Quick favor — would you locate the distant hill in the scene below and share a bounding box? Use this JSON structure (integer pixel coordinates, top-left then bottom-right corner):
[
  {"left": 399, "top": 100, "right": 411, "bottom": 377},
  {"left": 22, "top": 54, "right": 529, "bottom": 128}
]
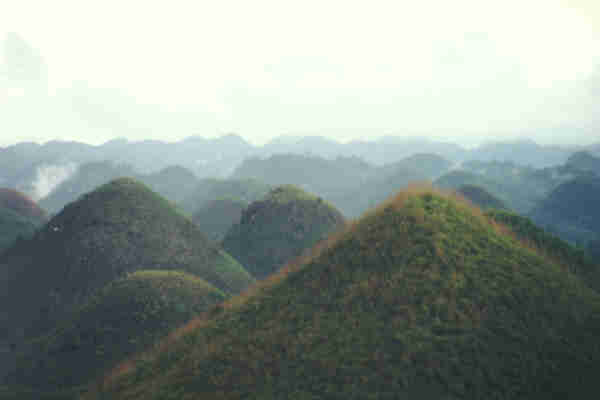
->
[
  {"left": 6, "top": 270, "right": 226, "bottom": 393},
  {"left": 91, "top": 188, "right": 600, "bottom": 400},
  {"left": 565, "top": 151, "right": 600, "bottom": 174},
  {"left": 39, "top": 162, "right": 199, "bottom": 215},
  {"left": 223, "top": 185, "right": 345, "bottom": 279},
  {"left": 180, "top": 178, "right": 271, "bottom": 216},
  {"left": 39, "top": 161, "right": 137, "bottom": 214},
  {"left": 530, "top": 175, "right": 600, "bottom": 245},
  {"left": 457, "top": 185, "right": 508, "bottom": 210},
  {"left": 192, "top": 198, "right": 247, "bottom": 242},
  {"left": 0, "top": 178, "right": 253, "bottom": 348},
  {"left": 231, "top": 153, "right": 453, "bottom": 217}
]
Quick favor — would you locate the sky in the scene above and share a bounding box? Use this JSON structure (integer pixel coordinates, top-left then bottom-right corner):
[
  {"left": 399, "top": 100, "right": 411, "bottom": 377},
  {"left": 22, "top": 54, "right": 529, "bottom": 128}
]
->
[{"left": 0, "top": 0, "right": 599, "bottom": 147}]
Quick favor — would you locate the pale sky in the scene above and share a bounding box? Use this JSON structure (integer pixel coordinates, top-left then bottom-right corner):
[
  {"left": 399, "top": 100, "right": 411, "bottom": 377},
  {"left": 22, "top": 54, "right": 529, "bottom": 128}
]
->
[{"left": 0, "top": 0, "right": 599, "bottom": 147}]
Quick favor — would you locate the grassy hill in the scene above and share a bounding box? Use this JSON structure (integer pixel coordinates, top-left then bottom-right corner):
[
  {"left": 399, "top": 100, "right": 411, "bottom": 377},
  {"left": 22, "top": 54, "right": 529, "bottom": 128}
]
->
[
  {"left": 223, "top": 185, "right": 345, "bottom": 279},
  {"left": 192, "top": 198, "right": 247, "bottom": 242},
  {"left": 91, "top": 187, "right": 600, "bottom": 400},
  {"left": 5, "top": 270, "right": 226, "bottom": 395},
  {"left": 0, "top": 178, "right": 253, "bottom": 347},
  {"left": 457, "top": 185, "right": 508, "bottom": 210}
]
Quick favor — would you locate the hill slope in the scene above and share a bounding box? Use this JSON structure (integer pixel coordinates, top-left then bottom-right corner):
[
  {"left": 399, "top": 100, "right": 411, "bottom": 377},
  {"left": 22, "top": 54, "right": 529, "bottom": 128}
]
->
[
  {"left": 223, "top": 185, "right": 345, "bottom": 279},
  {"left": 530, "top": 175, "right": 600, "bottom": 245},
  {"left": 192, "top": 198, "right": 247, "bottom": 242},
  {"left": 93, "top": 188, "right": 600, "bottom": 400},
  {"left": 5, "top": 270, "right": 226, "bottom": 394},
  {"left": 457, "top": 185, "right": 508, "bottom": 210},
  {"left": 0, "top": 178, "right": 253, "bottom": 346}
]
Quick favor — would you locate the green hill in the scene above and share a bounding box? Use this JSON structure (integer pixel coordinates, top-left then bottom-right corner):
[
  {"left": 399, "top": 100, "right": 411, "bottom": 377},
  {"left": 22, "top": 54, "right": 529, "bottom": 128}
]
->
[
  {"left": 93, "top": 187, "right": 600, "bottom": 399},
  {"left": 192, "top": 198, "right": 247, "bottom": 242},
  {"left": 5, "top": 270, "right": 226, "bottom": 395},
  {"left": 0, "top": 178, "right": 253, "bottom": 347},
  {"left": 457, "top": 185, "right": 508, "bottom": 210},
  {"left": 223, "top": 185, "right": 345, "bottom": 279}
]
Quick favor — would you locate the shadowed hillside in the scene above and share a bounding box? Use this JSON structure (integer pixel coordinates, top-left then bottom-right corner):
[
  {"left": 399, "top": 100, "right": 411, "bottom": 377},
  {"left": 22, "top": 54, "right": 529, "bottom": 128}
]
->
[
  {"left": 0, "top": 178, "right": 253, "bottom": 349},
  {"left": 5, "top": 270, "right": 226, "bottom": 395},
  {"left": 192, "top": 198, "right": 247, "bottom": 242},
  {"left": 91, "top": 187, "right": 600, "bottom": 400},
  {"left": 0, "top": 189, "right": 47, "bottom": 252},
  {"left": 530, "top": 175, "right": 600, "bottom": 245},
  {"left": 457, "top": 185, "right": 508, "bottom": 210},
  {"left": 223, "top": 185, "right": 345, "bottom": 279}
]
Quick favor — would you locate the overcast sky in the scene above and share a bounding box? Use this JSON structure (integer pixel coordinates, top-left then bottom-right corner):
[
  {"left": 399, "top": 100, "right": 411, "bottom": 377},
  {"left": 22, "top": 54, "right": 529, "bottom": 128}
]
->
[{"left": 1, "top": 0, "right": 599, "bottom": 147}]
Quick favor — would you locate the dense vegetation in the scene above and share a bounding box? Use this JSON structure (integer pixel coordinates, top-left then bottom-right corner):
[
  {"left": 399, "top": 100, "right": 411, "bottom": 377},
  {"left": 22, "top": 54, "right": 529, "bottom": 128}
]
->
[
  {"left": 5, "top": 271, "right": 226, "bottom": 395},
  {"left": 223, "top": 185, "right": 345, "bottom": 279},
  {"left": 91, "top": 188, "right": 600, "bottom": 400},
  {"left": 192, "top": 198, "right": 247, "bottom": 242},
  {"left": 0, "top": 178, "right": 253, "bottom": 351}
]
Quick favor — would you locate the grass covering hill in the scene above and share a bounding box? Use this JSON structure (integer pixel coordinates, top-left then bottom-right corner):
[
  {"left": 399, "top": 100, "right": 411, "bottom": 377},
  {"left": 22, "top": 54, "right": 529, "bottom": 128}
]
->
[
  {"left": 5, "top": 270, "right": 226, "bottom": 396},
  {"left": 485, "top": 209, "right": 599, "bottom": 291},
  {"left": 192, "top": 198, "right": 247, "bottom": 242},
  {"left": 0, "top": 178, "right": 253, "bottom": 348},
  {"left": 223, "top": 185, "right": 345, "bottom": 279},
  {"left": 457, "top": 185, "right": 508, "bottom": 210},
  {"left": 92, "top": 187, "right": 600, "bottom": 400}
]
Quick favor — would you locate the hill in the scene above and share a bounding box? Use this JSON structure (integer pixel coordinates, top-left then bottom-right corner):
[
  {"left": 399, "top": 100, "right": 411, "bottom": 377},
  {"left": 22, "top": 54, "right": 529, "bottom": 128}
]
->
[
  {"left": 223, "top": 185, "right": 345, "bottom": 279},
  {"left": 5, "top": 270, "right": 226, "bottom": 395},
  {"left": 180, "top": 178, "right": 271, "bottom": 216},
  {"left": 91, "top": 187, "right": 600, "bottom": 400},
  {"left": 39, "top": 161, "right": 137, "bottom": 214},
  {"left": 0, "top": 189, "right": 47, "bottom": 252},
  {"left": 0, "top": 178, "right": 253, "bottom": 348},
  {"left": 530, "top": 175, "right": 600, "bottom": 245},
  {"left": 0, "top": 188, "right": 47, "bottom": 222},
  {"left": 565, "top": 151, "right": 600, "bottom": 174},
  {"left": 192, "top": 198, "right": 247, "bottom": 242},
  {"left": 457, "top": 185, "right": 508, "bottom": 210}
]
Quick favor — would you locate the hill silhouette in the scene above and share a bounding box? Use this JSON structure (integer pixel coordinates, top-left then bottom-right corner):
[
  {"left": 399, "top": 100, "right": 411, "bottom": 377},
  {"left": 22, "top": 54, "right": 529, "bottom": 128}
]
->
[
  {"left": 0, "top": 189, "right": 47, "bottom": 252},
  {"left": 192, "top": 198, "right": 247, "bottom": 242},
  {"left": 457, "top": 185, "right": 508, "bottom": 210},
  {"left": 5, "top": 270, "right": 226, "bottom": 395},
  {"left": 223, "top": 185, "right": 345, "bottom": 279},
  {"left": 0, "top": 178, "right": 253, "bottom": 348},
  {"left": 93, "top": 187, "right": 600, "bottom": 399},
  {"left": 530, "top": 175, "right": 600, "bottom": 245}
]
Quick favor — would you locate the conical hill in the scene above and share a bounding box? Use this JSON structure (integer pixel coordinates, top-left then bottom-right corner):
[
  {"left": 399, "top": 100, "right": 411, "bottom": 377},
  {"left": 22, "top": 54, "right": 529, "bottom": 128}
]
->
[
  {"left": 223, "top": 185, "right": 345, "bottom": 279},
  {"left": 93, "top": 188, "right": 600, "bottom": 400},
  {"left": 192, "top": 198, "right": 247, "bottom": 242},
  {"left": 0, "top": 188, "right": 47, "bottom": 223},
  {"left": 0, "top": 178, "right": 253, "bottom": 344},
  {"left": 6, "top": 270, "right": 226, "bottom": 394}
]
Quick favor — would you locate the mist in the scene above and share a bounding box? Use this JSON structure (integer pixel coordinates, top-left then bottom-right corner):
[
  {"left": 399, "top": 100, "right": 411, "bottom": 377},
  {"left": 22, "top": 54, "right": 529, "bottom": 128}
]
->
[{"left": 0, "top": 0, "right": 598, "bottom": 147}]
